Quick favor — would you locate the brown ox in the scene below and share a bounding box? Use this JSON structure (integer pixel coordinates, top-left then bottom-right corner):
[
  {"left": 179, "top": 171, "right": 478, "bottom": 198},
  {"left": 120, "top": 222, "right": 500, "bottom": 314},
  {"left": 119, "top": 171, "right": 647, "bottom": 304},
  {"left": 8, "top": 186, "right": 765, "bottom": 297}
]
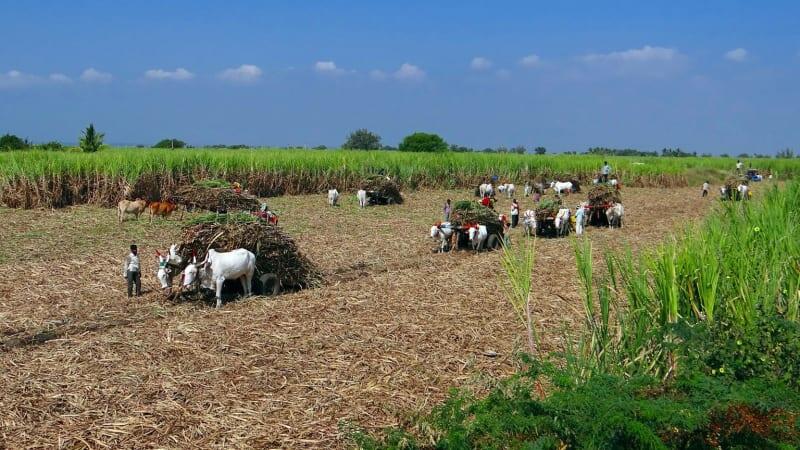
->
[{"left": 149, "top": 201, "right": 183, "bottom": 223}]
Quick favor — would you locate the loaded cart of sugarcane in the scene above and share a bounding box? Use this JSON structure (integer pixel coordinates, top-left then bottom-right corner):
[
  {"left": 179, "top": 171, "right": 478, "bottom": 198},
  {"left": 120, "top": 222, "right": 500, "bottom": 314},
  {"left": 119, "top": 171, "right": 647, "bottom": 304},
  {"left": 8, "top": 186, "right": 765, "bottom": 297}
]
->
[
  {"left": 172, "top": 213, "right": 323, "bottom": 302},
  {"left": 721, "top": 176, "right": 750, "bottom": 201},
  {"left": 447, "top": 200, "right": 505, "bottom": 251},
  {"left": 360, "top": 175, "right": 404, "bottom": 205},
  {"left": 585, "top": 185, "right": 622, "bottom": 227},
  {"left": 170, "top": 180, "right": 262, "bottom": 213},
  {"left": 532, "top": 197, "right": 571, "bottom": 238}
]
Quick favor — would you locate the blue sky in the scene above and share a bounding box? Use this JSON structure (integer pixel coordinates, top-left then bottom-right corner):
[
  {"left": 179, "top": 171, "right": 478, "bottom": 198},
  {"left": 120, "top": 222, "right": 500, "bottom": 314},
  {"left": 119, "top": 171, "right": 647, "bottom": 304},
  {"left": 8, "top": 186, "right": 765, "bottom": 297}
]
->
[{"left": 1, "top": 1, "right": 799, "bottom": 153}]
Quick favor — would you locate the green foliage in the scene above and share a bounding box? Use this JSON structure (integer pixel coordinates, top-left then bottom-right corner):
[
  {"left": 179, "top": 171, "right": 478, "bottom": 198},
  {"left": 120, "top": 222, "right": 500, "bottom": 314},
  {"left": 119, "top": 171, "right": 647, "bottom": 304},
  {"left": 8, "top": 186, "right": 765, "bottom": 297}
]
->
[
  {"left": 587, "top": 146, "right": 658, "bottom": 157},
  {"left": 534, "top": 146, "right": 547, "bottom": 155},
  {"left": 153, "top": 138, "right": 186, "bottom": 149},
  {"left": 78, "top": 123, "right": 104, "bottom": 153},
  {"left": 511, "top": 145, "right": 526, "bottom": 154},
  {"left": 661, "top": 147, "right": 697, "bottom": 157},
  {"left": 192, "top": 179, "right": 231, "bottom": 188},
  {"left": 36, "top": 141, "right": 64, "bottom": 151},
  {"left": 185, "top": 211, "right": 256, "bottom": 225},
  {"left": 681, "top": 316, "right": 800, "bottom": 388},
  {"left": 777, "top": 148, "right": 795, "bottom": 159},
  {"left": 0, "top": 134, "right": 30, "bottom": 151},
  {"left": 354, "top": 359, "right": 800, "bottom": 449},
  {"left": 398, "top": 132, "right": 448, "bottom": 153},
  {"left": 343, "top": 129, "right": 382, "bottom": 150},
  {"left": 452, "top": 200, "right": 476, "bottom": 210}
]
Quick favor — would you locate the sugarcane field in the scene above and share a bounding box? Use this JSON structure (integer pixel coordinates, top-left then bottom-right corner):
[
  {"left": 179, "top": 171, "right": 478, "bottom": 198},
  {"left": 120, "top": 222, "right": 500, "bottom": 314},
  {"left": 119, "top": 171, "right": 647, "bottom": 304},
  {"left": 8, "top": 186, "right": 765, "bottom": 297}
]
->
[
  {"left": 0, "top": 168, "right": 780, "bottom": 448},
  {"left": 5, "top": 3, "right": 800, "bottom": 448}
]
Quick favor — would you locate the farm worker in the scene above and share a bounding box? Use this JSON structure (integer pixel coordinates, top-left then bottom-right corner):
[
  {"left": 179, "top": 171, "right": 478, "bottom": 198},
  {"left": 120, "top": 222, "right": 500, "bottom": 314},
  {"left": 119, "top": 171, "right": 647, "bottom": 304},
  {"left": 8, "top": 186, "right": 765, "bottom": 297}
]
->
[
  {"left": 532, "top": 191, "right": 541, "bottom": 203},
  {"left": 702, "top": 181, "right": 710, "bottom": 198},
  {"left": 443, "top": 199, "right": 452, "bottom": 222},
  {"left": 481, "top": 194, "right": 491, "bottom": 208},
  {"left": 510, "top": 199, "right": 520, "bottom": 228},
  {"left": 575, "top": 205, "right": 585, "bottom": 236},
  {"left": 736, "top": 160, "right": 743, "bottom": 174},
  {"left": 232, "top": 182, "right": 242, "bottom": 194},
  {"left": 503, "top": 222, "right": 511, "bottom": 247},
  {"left": 601, "top": 161, "right": 611, "bottom": 183},
  {"left": 122, "top": 244, "right": 141, "bottom": 298}
]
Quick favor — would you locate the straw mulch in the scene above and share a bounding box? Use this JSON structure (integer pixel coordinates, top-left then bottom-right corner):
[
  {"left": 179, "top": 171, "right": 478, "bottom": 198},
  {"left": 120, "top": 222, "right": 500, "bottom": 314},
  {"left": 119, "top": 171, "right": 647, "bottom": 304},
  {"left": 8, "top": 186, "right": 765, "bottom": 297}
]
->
[
  {"left": 177, "top": 218, "right": 323, "bottom": 290},
  {"left": 360, "top": 176, "right": 404, "bottom": 205},
  {"left": 170, "top": 185, "right": 261, "bottom": 213},
  {"left": 449, "top": 200, "right": 503, "bottom": 235},
  {"left": 587, "top": 185, "right": 622, "bottom": 207}
]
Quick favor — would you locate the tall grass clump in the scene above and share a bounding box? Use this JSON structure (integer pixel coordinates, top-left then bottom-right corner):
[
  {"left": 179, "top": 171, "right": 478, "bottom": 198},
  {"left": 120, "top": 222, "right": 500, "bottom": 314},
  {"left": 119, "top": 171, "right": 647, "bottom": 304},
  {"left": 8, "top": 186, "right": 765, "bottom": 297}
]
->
[
  {"left": 571, "top": 181, "right": 800, "bottom": 380},
  {"left": 500, "top": 240, "right": 537, "bottom": 355}
]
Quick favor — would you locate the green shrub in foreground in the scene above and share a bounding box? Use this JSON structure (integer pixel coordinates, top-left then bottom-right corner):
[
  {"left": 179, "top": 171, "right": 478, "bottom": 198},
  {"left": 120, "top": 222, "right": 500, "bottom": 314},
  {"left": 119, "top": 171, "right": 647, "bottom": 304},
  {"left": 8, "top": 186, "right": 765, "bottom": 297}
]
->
[{"left": 349, "top": 352, "right": 800, "bottom": 449}]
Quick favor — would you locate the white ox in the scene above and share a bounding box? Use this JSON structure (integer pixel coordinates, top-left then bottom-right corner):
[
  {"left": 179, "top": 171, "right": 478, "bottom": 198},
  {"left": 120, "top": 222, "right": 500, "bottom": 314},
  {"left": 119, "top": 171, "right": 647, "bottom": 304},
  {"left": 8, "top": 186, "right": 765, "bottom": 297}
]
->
[
  {"left": 523, "top": 183, "right": 532, "bottom": 197},
  {"left": 479, "top": 183, "right": 494, "bottom": 198},
  {"left": 467, "top": 225, "right": 488, "bottom": 251},
  {"left": 550, "top": 181, "right": 574, "bottom": 195},
  {"left": 430, "top": 222, "right": 454, "bottom": 253},
  {"left": 498, "top": 183, "right": 516, "bottom": 198},
  {"left": 606, "top": 203, "right": 624, "bottom": 228},
  {"left": 183, "top": 248, "right": 256, "bottom": 308},
  {"left": 522, "top": 210, "right": 537, "bottom": 236},
  {"left": 156, "top": 244, "right": 184, "bottom": 293},
  {"left": 555, "top": 208, "right": 571, "bottom": 236},
  {"left": 357, "top": 189, "right": 368, "bottom": 208},
  {"left": 327, "top": 189, "right": 340, "bottom": 206}
]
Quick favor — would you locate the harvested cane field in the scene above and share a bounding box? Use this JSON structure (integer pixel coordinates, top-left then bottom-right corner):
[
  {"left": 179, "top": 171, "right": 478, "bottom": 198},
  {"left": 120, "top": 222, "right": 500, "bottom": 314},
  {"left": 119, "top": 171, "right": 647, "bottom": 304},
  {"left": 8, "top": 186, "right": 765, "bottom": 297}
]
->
[
  {"left": 3, "top": 148, "right": 800, "bottom": 208},
  {"left": 0, "top": 185, "right": 720, "bottom": 448}
]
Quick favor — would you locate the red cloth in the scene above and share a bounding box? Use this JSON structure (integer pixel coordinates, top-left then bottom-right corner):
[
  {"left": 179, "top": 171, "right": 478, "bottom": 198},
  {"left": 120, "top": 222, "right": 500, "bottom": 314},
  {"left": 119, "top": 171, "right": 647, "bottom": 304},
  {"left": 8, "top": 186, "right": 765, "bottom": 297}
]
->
[{"left": 481, "top": 197, "right": 491, "bottom": 207}]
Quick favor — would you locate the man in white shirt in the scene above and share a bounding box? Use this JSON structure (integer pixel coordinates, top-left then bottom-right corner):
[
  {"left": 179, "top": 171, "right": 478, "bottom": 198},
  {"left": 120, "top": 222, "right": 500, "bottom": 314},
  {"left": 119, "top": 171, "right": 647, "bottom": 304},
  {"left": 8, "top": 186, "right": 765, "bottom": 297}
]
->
[
  {"left": 736, "top": 160, "right": 743, "bottom": 174},
  {"left": 122, "top": 244, "right": 141, "bottom": 297},
  {"left": 601, "top": 161, "right": 611, "bottom": 183}
]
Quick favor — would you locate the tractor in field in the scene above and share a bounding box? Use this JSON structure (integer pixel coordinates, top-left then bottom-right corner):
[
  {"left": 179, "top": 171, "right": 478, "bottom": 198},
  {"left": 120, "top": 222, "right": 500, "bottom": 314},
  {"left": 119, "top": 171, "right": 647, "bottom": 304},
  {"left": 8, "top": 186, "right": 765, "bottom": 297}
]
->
[{"left": 745, "top": 169, "right": 763, "bottom": 182}]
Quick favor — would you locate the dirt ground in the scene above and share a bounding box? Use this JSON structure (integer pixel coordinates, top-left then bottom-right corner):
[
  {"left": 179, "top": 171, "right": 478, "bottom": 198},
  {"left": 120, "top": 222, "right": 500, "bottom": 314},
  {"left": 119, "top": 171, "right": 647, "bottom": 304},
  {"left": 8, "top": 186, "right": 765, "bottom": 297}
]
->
[{"left": 0, "top": 187, "right": 715, "bottom": 449}]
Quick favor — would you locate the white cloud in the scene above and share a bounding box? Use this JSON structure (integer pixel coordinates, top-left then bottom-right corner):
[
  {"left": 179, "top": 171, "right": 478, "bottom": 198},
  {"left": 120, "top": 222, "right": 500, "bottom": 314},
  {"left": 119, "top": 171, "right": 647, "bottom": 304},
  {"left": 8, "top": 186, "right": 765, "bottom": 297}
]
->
[
  {"left": 144, "top": 68, "right": 194, "bottom": 80},
  {"left": 581, "top": 45, "right": 679, "bottom": 63},
  {"left": 0, "top": 70, "right": 76, "bottom": 88},
  {"left": 0, "top": 70, "right": 40, "bottom": 88},
  {"left": 80, "top": 68, "right": 112, "bottom": 83},
  {"left": 218, "top": 64, "right": 262, "bottom": 83},
  {"left": 369, "top": 69, "right": 388, "bottom": 80},
  {"left": 724, "top": 48, "right": 748, "bottom": 62},
  {"left": 314, "top": 60, "right": 346, "bottom": 75},
  {"left": 48, "top": 73, "right": 71, "bottom": 83},
  {"left": 519, "top": 54, "right": 541, "bottom": 67},
  {"left": 393, "top": 63, "right": 425, "bottom": 81},
  {"left": 470, "top": 57, "right": 492, "bottom": 70}
]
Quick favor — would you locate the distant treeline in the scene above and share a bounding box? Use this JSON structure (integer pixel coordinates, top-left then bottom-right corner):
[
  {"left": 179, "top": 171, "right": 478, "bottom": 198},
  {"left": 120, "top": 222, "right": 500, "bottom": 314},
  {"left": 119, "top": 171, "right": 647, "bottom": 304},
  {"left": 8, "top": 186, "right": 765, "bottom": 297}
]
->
[{"left": 2, "top": 129, "right": 797, "bottom": 159}]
